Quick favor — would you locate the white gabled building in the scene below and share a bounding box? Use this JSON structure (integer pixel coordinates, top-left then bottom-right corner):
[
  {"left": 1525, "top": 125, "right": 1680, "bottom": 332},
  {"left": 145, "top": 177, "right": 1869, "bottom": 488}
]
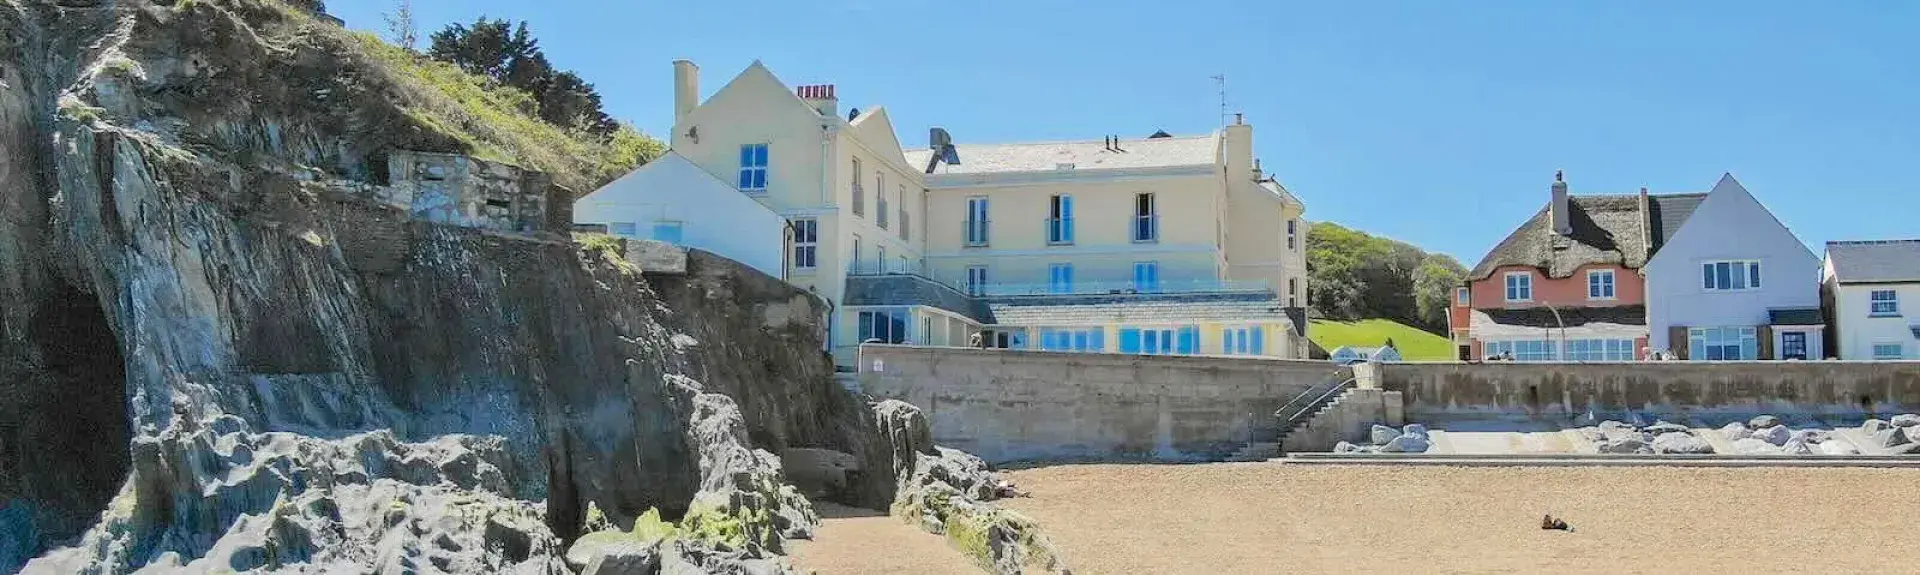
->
[
  {"left": 1823, "top": 240, "right": 1920, "bottom": 360},
  {"left": 572, "top": 151, "right": 790, "bottom": 279}
]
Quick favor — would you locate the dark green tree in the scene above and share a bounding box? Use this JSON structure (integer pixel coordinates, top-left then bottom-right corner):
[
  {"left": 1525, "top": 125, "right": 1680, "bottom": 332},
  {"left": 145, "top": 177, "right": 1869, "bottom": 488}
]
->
[
  {"left": 427, "top": 18, "right": 617, "bottom": 137},
  {"left": 1306, "top": 222, "right": 1467, "bottom": 334}
]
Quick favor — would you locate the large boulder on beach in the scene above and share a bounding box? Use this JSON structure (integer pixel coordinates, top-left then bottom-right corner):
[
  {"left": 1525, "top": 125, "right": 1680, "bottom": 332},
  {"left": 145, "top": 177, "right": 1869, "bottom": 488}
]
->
[
  {"left": 1370, "top": 425, "right": 1401, "bottom": 445},
  {"left": 1818, "top": 441, "right": 1861, "bottom": 455},
  {"left": 1890, "top": 414, "right": 1920, "bottom": 427},
  {"left": 1749, "top": 415, "right": 1782, "bottom": 429},
  {"left": 1644, "top": 422, "right": 1690, "bottom": 435},
  {"left": 1752, "top": 425, "right": 1791, "bottom": 446},
  {"left": 1379, "top": 433, "right": 1430, "bottom": 453},
  {"left": 1719, "top": 422, "right": 1752, "bottom": 441},
  {"left": 1597, "top": 437, "right": 1652, "bottom": 454},
  {"left": 1862, "top": 419, "right": 1891, "bottom": 434},
  {"left": 1779, "top": 437, "right": 1815, "bottom": 455},
  {"left": 1402, "top": 424, "right": 1430, "bottom": 439},
  {"left": 1651, "top": 432, "right": 1714, "bottom": 454},
  {"left": 1873, "top": 428, "right": 1910, "bottom": 448}
]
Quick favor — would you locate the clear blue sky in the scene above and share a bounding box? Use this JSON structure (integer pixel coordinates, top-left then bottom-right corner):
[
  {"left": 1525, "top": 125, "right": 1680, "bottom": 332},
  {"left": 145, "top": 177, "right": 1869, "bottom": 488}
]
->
[{"left": 329, "top": 0, "right": 1920, "bottom": 264}]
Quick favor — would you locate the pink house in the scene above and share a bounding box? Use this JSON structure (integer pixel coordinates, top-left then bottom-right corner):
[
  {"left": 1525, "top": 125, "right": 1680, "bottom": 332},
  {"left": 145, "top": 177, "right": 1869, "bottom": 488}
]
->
[{"left": 1448, "top": 172, "right": 1704, "bottom": 361}]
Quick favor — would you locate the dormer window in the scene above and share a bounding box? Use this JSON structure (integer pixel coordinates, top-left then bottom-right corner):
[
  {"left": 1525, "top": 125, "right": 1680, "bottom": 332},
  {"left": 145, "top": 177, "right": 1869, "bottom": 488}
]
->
[{"left": 1504, "top": 272, "right": 1533, "bottom": 302}]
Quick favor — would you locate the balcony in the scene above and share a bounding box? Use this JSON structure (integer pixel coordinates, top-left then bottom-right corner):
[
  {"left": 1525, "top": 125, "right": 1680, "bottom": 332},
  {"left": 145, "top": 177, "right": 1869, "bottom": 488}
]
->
[
  {"left": 966, "top": 278, "right": 1271, "bottom": 298},
  {"left": 846, "top": 258, "right": 925, "bottom": 277},
  {"left": 963, "top": 219, "right": 990, "bottom": 247},
  {"left": 1132, "top": 214, "right": 1159, "bottom": 243},
  {"left": 1045, "top": 217, "right": 1075, "bottom": 245}
]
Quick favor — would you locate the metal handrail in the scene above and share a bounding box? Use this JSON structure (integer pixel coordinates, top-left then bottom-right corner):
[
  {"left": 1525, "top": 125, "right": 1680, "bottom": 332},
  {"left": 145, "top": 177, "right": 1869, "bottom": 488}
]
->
[
  {"left": 1280, "top": 378, "right": 1357, "bottom": 426},
  {"left": 1272, "top": 381, "right": 1334, "bottom": 421}
]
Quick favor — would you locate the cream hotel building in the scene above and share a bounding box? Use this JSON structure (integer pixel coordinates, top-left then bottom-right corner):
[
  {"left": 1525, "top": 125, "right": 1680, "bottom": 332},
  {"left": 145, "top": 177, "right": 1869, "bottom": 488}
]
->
[{"left": 575, "top": 60, "right": 1311, "bottom": 367}]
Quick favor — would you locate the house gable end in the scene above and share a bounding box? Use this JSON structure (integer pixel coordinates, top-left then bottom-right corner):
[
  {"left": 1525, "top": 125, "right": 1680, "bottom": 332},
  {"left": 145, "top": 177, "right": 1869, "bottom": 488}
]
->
[
  {"left": 675, "top": 61, "right": 822, "bottom": 140},
  {"left": 1645, "top": 174, "right": 1815, "bottom": 272}
]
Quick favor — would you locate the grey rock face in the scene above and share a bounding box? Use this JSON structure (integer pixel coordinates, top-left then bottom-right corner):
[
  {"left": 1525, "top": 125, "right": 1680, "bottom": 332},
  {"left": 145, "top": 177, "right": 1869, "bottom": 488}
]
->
[
  {"left": 877, "top": 401, "right": 1068, "bottom": 575},
  {"left": 1379, "top": 434, "right": 1431, "bottom": 454},
  {"left": 1597, "top": 438, "right": 1653, "bottom": 454},
  {"left": 1874, "top": 428, "right": 1910, "bottom": 448},
  {"left": 1651, "top": 432, "right": 1715, "bottom": 454},
  {"left": 1892, "top": 414, "right": 1920, "bottom": 428},
  {"left": 1643, "top": 422, "right": 1690, "bottom": 435},
  {"left": 1402, "top": 424, "right": 1429, "bottom": 439},
  {"left": 1748, "top": 415, "right": 1782, "bottom": 429}
]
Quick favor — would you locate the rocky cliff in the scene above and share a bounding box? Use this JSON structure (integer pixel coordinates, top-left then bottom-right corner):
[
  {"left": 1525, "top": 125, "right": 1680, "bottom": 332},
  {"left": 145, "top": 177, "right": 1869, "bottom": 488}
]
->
[{"left": 0, "top": 0, "right": 898, "bottom": 572}]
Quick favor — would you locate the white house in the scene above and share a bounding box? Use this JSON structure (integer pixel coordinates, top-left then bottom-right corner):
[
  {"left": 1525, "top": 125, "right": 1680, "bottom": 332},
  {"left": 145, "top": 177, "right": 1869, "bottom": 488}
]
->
[
  {"left": 1822, "top": 240, "right": 1920, "bottom": 360},
  {"left": 572, "top": 152, "right": 790, "bottom": 279},
  {"left": 1644, "top": 174, "right": 1824, "bottom": 360}
]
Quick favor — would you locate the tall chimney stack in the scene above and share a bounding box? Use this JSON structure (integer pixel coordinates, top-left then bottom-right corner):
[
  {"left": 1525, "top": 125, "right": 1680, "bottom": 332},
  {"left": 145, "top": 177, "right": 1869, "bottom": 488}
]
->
[
  {"left": 1550, "top": 170, "right": 1572, "bottom": 235},
  {"left": 673, "top": 60, "right": 699, "bottom": 126}
]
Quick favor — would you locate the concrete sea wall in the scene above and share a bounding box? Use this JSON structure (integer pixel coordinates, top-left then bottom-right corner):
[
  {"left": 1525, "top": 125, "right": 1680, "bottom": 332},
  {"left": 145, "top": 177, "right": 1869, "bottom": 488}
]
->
[
  {"left": 1376, "top": 361, "right": 1920, "bottom": 426},
  {"left": 855, "top": 345, "right": 1336, "bottom": 463}
]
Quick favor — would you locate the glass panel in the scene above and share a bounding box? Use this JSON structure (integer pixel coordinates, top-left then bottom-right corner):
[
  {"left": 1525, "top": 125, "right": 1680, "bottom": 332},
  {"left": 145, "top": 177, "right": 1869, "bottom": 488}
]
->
[
  {"left": 1703, "top": 263, "right": 1715, "bottom": 289},
  {"left": 1748, "top": 263, "right": 1761, "bottom": 288},
  {"left": 753, "top": 144, "right": 768, "bottom": 165},
  {"left": 1717, "top": 262, "right": 1734, "bottom": 290},
  {"left": 741, "top": 145, "right": 754, "bottom": 166}
]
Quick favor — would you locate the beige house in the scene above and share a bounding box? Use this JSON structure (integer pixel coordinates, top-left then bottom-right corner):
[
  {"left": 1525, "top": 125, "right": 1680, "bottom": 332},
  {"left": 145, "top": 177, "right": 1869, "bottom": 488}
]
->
[{"left": 578, "top": 60, "right": 1310, "bottom": 366}]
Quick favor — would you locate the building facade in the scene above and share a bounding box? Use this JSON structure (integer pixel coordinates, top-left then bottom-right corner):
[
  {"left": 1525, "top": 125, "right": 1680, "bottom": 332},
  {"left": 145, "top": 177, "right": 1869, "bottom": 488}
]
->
[
  {"left": 572, "top": 152, "right": 790, "bottom": 279},
  {"left": 1823, "top": 240, "right": 1920, "bottom": 360},
  {"left": 1451, "top": 172, "right": 1704, "bottom": 361},
  {"left": 1643, "top": 174, "right": 1823, "bottom": 360},
  {"left": 576, "top": 60, "right": 1310, "bottom": 366}
]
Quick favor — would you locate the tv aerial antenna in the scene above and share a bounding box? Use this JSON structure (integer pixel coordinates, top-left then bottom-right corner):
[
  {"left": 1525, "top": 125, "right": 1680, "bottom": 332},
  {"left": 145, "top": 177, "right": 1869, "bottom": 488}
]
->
[{"left": 1211, "top": 74, "right": 1228, "bottom": 127}]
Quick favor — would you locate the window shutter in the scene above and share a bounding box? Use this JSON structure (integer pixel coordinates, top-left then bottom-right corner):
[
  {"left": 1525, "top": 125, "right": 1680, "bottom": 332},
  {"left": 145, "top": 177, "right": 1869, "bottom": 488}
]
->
[
  {"left": 1251, "top": 327, "right": 1265, "bottom": 355},
  {"left": 1177, "top": 327, "right": 1199, "bottom": 354},
  {"left": 1669, "top": 326, "right": 1690, "bottom": 360}
]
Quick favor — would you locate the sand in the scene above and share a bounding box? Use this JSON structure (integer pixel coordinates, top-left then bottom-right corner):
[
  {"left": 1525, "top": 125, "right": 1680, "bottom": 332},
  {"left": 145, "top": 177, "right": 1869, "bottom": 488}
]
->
[
  {"left": 998, "top": 463, "right": 1920, "bottom": 575},
  {"left": 787, "top": 502, "right": 979, "bottom": 575},
  {"left": 788, "top": 463, "right": 1920, "bottom": 574}
]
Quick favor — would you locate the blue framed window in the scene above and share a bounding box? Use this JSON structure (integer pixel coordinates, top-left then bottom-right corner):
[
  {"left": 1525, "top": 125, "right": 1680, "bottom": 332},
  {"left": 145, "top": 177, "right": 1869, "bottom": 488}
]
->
[
  {"left": 1047, "top": 195, "right": 1074, "bottom": 244},
  {"left": 1133, "top": 262, "right": 1160, "bottom": 292},
  {"left": 1048, "top": 263, "right": 1074, "bottom": 294},
  {"left": 1224, "top": 327, "right": 1265, "bottom": 355},
  {"left": 1039, "top": 328, "right": 1105, "bottom": 353},
  {"left": 1873, "top": 343, "right": 1905, "bottom": 360},
  {"left": 1485, "top": 340, "right": 1558, "bottom": 362},
  {"left": 738, "top": 144, "right": 769, "bottom": 192}
]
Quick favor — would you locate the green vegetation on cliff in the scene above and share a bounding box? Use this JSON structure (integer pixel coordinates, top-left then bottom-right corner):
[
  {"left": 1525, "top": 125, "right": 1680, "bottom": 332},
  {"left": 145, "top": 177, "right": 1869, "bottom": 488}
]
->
[
  {"left": 347, "top": 30, "right": 661, "bottom": 192},
  {"left": 1307, "top": 222, "right": 1467, "bottom": 333}
]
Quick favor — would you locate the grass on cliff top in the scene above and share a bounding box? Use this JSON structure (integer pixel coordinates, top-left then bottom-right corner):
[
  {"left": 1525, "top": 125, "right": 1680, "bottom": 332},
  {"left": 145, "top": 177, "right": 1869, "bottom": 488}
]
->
[
  {"left": 342, "top": 29, "right": 662, "bottom": 193},
  {"left": 1309, "top": 319, "right": 1454, "bottom": 361}
]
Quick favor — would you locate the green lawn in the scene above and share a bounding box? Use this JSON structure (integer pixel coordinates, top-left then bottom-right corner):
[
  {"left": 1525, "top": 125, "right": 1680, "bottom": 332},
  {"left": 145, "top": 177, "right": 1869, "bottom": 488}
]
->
[{"left": 1309, "top": 319, "right": 1455, "bottom": 361}]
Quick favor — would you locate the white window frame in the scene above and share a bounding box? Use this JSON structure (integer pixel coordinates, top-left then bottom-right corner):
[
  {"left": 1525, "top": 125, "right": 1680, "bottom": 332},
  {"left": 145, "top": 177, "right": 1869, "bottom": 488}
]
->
[
  {"left": 1872, "top": 342, "right": 1904, "bottom": 360},
  {"left": 1688, "top": 327, "right": 1758, "bottom": 361},
  {"left": 1290, "top": 278, "right": 1301, "bottom": 308},
  {"left": 1701, "top": 259, "right": 1762, "bottom": 292},
  {"left": 876, "top": 172, "right": 889, "bottom": 229},
  {"left": 1455, "top": 287, "right": 1470, "bottom": 305},
  {"left": 1587, "top": 269, "right": 1616, "bottom": 300},
  {"left": 850, "top": 157, "right": 864, "bottom": 216},
  {"left": 1286, "top": 219, "right": 1298, "bottom": 251},
  {"left": 1504, "top": 271, "right": 1533, "bottom": 302},
  {"left": 739, "top": 143, "right": 768, "bottom": 193},
  {"left": 1870, "top": 289, "right": 1900, "bottom": 316},
  {"left": 1047, "top": 194, "right": 1074, "bottom": 245},
  {"left": 791, "top": 218, "right": 817, "bottom": 269}
]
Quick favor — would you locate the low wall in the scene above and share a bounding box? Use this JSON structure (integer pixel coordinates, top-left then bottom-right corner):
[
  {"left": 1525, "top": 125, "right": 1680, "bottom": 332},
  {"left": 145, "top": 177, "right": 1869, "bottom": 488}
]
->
[
  {"left": 1379, "top": 361, "right": 1920, "bottom": 426},
  {"left": 856, "top": 345, "right": 1337, "bottom": 463}
]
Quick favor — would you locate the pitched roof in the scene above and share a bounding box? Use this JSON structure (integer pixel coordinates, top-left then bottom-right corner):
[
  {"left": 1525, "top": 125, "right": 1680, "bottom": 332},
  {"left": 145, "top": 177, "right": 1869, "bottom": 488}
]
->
[
  {"left": 1826, "top": 240, "right": 1920, "bottom": 284},
  {"left": 1469, "top": 193, "right": 1704, "bottom": 280},
  {"left": 844, "top": 275, "right": 996, "bottom": 323},
  {"left": 903, "top": 134, "right": 1217, "bottom": 176},
  {"left": 985, "top": 292, "right": 1289, "bottom": 326},
  {"left": 1646, "top": 193, "right": 1708, "bottom": 254}
]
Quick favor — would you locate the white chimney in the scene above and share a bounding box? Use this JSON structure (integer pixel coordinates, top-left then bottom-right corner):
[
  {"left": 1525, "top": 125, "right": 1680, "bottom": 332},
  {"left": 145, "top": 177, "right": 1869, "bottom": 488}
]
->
[
  {"left": 1550, "top": 170, "right": 1572, "bottom": 235},
  {"left": 673, "top": 60, "right": 699, "bottom": 126}
]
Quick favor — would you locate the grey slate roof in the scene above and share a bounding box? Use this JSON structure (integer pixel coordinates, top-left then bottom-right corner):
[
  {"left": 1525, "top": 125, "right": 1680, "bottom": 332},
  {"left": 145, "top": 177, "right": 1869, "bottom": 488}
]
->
[
  {"left": 843, "top": 275, "right": 996, "bottom": 323},
  {"left": 985, "top": 292, "right": 1290, "bottom": 326},
  {"left": 1825, "top": 240, "right": 1920, "bottom": 284},
  {"left": 1469, "top": 193, "right": 1705, "bottom": 280},
  {"left": 903, "top": 134, "right": 1217, "bottom": 175},
  {"left": 1767, "top": 308, "right": 1825, "bottom": 326}
]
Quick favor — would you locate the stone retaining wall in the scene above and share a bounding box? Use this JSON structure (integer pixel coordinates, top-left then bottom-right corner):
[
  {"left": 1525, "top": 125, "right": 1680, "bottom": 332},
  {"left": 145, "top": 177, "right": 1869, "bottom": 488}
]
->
[
  {"left": 855, "top": 345, "right": 1336, "bottom": 463},
  {"left": 1377, "top": 361, "right": 1920, "bottom": 425}
]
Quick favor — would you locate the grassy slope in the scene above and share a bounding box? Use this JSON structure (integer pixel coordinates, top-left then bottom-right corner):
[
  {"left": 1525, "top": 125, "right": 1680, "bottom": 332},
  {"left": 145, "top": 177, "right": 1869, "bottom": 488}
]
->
[
  {"left": 1309, "top": 319, "right": 1454, "bottom": 361},
  {"left": 338, "top": 22, "right": 662, "bottom": 193}
]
